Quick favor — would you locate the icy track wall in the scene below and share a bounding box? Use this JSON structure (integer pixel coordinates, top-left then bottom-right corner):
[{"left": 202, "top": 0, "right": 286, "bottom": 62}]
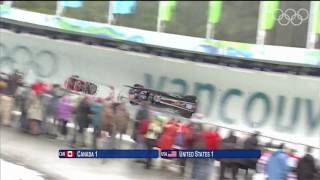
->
[{"left": 1, "top": 30, "right": 320, "bottom": 147}]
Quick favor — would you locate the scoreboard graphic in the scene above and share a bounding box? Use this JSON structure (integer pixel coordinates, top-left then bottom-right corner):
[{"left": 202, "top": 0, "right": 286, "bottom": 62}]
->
[{"left": 59, "top": 149, "right": 261, "bottom": 159}]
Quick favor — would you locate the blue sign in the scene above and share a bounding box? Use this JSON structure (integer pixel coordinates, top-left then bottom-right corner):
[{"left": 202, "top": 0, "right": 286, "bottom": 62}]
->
[
  {"left": 161, "top": 150, "right": 261, "bottom": 158},
  {"left": 61, "top": 1, "right": 83, "bottom": 8},
  {"left": 59, "top": 149, "right": 261, "bottom": 159},
  {"left": 59, "top": 149, "right": 159, "bottom": 158},
  {"left": 112, "top": 1, "right": 137, "bottom": 14}
]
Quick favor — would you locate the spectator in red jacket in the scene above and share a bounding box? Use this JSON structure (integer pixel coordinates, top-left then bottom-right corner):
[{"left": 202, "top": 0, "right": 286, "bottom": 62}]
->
[
  {"left": 174, "top": 120, "right": 187, "bottom": 148},
  {"left": 157, "top": 118, "right": 179, "bottom": 150},
  {"left": 183, "top": 122, "right": 197, "bottom": 149},
  {"left": 179, "top": 122, "right": 200, "bottom": 175},
  {"left": 138, "top": 118, "right": 151, "bottom": 139},
  {"left": 202, "top": 126, "right": 221, "bottom": 150}
]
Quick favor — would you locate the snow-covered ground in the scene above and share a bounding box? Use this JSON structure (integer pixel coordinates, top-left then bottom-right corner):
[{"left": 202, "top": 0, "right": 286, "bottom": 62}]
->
[{"left": 1, "top": 159, "right": 45, "bottom": 180}]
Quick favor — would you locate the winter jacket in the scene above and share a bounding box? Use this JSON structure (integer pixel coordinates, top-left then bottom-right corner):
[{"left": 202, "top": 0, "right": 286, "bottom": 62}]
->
[
  {"left": 47, "top": 88, "right": 64, "bottom": 116},
  {"left": 2, "top": 74, "right": 22, "bottom": 96},
  {"left": 265, "top": 150, "right": 290, "bottom": 180},
  {"left": 91, "top": 102, "right": 103, "bottom": 128},
  {"left": 21, "top": 89, "right": 31, "bottom": 112},
  {"left": 157, "top": 122, "right": 179, "bottom": 149},
  {"left": 297, "top": 154, "right": 317, "bottom": 180},
  {"left": 175, "top": 123, "right": 186, "bottom": 147},
  {"left": 219, "top": 136, "right": 238, "bottom": 164},
  {"left": 244, "top": 136, "right": 259, "bottom": 150},
  {"left": 114, "top": 104, "right": 130, "bottom": 134},
  {"left": 100, "top": 102, "right": 115, "bottom": 133},
  {"left": 26, "top": 91, "right": 43, "bottom": 121},
  {"left": 183, "top": 124, "right": 196, "bottom": 149},
  {"left": 41, "top": 92, "right": 53, "bottom": 114},
  {"left": 56, "top": 96, "right": 73, "bottom": 121},
  {"left": 75, "top": 100, "right": 92, "bottom": 129},
  {"left": 202, "top": 130, "right": 221, "bottom": 149},
  {"left": 138, "top": 119, "right": 151, "bottom": 135},
  {"left": 243, "top": 136, "right": 260, "bottom": 169},
  {"left": 192, "top": 133, "right": 207, "bottom": 150}
]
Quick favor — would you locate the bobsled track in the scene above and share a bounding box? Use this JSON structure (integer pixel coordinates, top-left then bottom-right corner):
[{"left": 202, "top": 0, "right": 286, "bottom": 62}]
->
[{"left": 0, "top": 25, "right": 320, "bottom": 158}]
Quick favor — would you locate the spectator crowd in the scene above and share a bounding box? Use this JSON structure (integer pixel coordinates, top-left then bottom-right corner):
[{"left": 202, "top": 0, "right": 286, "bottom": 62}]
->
[{"left": 1, "top": 70, "right": 320, "bottom": 180}]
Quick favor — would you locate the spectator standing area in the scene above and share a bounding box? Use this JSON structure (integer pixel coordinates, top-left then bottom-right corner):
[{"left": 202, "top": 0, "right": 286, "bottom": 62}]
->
[{"left": 1, "top": 126, "right": 224, "bottom": 180}]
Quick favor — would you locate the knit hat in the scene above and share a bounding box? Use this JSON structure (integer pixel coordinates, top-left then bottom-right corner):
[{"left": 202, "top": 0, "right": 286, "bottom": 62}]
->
[{"left": 31, "top": 82, "right": 46, "bottom": 95}]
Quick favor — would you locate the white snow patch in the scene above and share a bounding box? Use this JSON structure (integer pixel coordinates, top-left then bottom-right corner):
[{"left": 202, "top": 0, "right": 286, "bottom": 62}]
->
[{"left": 1, "top": 159, "right": 45, "bottom": 180}]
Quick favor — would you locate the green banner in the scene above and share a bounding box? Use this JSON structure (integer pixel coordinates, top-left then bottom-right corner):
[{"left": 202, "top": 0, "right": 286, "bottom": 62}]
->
[
  {"left": 314, "top": 1, "right": 320, "bottom": 34},
  {"left": 159, "top": 1, "right": 177, "bottom": 22},
  {"left": 208, "top": 1, "right": 223, "bottom": 24},
  {"left": 260, "top": 1, "right": 280, "bottom": 30}
]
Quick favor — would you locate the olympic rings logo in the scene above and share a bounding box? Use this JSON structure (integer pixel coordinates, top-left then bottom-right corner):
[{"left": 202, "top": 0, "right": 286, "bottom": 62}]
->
[
  {"left": 275, "top": 8, "right": 309, "bottom": 26},
  {"left": 0, "top": 43, "right": 58, "bottom": 78}
]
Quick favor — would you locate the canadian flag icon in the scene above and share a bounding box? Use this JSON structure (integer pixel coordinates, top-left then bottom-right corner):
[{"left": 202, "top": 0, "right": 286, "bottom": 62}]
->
[{"left": 66, "top": 150, "right": 75, "bottom": 158}]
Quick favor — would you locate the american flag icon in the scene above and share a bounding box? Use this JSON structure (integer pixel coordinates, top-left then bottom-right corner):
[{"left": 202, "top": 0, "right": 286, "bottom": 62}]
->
[{"left": 167, "top": 150, "right": 177, "bottom": 158}]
